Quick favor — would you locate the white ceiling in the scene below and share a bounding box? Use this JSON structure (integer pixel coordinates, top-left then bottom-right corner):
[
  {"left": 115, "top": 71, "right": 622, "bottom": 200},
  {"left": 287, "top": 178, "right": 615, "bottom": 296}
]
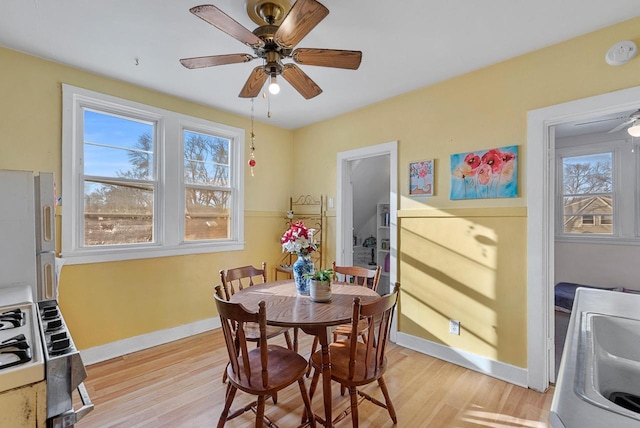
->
[{"left": 1, "top": 1, "right": 639, "bottom": 129}]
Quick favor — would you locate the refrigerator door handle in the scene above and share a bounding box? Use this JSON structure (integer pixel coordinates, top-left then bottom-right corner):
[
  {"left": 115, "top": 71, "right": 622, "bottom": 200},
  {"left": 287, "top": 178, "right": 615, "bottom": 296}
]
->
[{"left": 42, "top": 204, "right": 53, "bottom": 243}]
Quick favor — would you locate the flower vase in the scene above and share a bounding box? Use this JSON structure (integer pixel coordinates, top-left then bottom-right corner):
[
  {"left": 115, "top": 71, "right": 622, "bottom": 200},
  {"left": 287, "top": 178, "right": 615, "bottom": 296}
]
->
[{"left": 293, "top": 253, "right": 313, "bottom": 295}]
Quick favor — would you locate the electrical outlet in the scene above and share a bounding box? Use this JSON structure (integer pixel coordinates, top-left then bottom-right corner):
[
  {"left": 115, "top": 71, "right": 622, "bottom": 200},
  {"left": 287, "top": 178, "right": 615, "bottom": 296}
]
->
[{"left": 449, "top": 319, "right": 460, "bottom": 335}]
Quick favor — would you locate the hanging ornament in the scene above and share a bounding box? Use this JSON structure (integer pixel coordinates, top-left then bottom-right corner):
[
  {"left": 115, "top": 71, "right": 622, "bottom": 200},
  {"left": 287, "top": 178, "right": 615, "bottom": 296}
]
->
[{"left": 249, "top": 98, "right": 256, "bottom": 177}]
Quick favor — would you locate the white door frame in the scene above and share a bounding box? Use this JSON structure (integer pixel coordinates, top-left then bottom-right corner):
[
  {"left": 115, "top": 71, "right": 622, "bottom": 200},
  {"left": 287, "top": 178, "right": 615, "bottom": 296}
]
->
[
  {"left": 527, "top": 85, "right": 640, "bottom": 392},
  {"left": 336, "top": 141, "right": 398, "bottom": 295}
]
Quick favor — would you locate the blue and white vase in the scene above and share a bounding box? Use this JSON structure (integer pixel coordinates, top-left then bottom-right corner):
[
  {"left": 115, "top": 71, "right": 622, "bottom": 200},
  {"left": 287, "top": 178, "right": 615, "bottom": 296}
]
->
[{"left": 292, "top": 252, "right": 314, "bottom": 295}]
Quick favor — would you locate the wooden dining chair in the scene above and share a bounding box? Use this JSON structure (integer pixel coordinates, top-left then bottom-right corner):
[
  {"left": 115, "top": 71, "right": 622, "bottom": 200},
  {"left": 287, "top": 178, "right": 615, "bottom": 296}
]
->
[
  {"left": 305, "top": 262, "right": 382, "bottom": 377},
  {"left": 213, "top": 286, "right": 316, "bottom": 428},
  {"left": 219, "top": 263, "right": 293, "bottom": 351},
  {"left": 219, "top": 263, "right": 293, "bottom": 403},
  {"left": 331, "top": 261, "right": 382, "bottom": 342},
  {"left": 308, "top": 283, "right": 400, "bottom": 427}
]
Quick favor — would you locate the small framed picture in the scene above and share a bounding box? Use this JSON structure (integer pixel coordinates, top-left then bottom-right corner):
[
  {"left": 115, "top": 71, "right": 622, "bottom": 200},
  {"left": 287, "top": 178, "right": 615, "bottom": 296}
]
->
[{"left": 409, "top": 160, "right": 434, "bottom": 196}]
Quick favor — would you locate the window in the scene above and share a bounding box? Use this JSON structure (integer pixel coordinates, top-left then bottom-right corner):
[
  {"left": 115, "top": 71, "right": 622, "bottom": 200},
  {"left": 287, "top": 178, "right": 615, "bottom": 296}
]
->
[
  {"left": 556, "top": 138, "right": 639, "bottom": 243},
  {"left": 559, "top": 152, "right": 613, "bottom": 235},
  {"left": 62, "top": 85, "right": 244, "bottom": 264}
]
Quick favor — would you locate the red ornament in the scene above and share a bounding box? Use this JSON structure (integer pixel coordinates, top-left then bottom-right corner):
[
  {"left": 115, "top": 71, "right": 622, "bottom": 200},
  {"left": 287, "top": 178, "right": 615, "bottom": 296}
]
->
[{"left": 248, "top": 159, "right": 256, "bottom": 167}]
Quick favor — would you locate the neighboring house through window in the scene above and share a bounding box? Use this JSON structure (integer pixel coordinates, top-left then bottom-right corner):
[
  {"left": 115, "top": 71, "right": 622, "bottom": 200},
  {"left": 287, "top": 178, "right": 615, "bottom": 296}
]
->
[{"left": 62, "top": 85, "right": 245, "bottom": 264}]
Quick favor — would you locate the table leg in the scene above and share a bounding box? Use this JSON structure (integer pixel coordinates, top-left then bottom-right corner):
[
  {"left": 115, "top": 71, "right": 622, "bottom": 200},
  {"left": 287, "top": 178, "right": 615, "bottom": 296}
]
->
[{"left": 318, "top": 327, "right": 332, "bottom": 427}]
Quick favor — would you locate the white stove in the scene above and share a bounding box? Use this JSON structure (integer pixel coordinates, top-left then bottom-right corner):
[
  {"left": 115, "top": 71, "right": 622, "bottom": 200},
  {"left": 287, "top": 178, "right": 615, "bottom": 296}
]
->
[{"left": 0, "top": 299, "right": 45, "bottom": 394}]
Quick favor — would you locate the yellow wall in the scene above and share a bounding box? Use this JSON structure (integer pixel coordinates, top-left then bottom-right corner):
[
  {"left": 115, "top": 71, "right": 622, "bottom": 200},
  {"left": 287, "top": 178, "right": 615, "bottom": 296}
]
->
[
  {"left": 0, "top": 46, "right": 295, "bottom": 349},
  {"left": 292, "top": 17, "right": 640, "bottom": 367},
  {"left": 2, "top": 16, "right": 640, "bottom": 367}
]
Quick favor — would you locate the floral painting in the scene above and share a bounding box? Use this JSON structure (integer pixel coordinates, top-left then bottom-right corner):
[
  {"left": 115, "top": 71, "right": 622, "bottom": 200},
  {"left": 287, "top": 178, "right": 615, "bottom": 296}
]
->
[
  {"left": 409, "top": 160, "right": 434, "bottom": 196},
  {"left": 450, "top": 145, "right": 518, "bottom": 200}
]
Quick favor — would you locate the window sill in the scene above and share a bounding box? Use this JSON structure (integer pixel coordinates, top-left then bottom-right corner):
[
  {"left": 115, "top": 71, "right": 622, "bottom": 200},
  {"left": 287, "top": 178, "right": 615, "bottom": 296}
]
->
[
  {"left": 555, "top": 236, "right": 640, "bottom": 246},
  {"left": 61, "top": 241, "right": 245, "bottom": 265}
]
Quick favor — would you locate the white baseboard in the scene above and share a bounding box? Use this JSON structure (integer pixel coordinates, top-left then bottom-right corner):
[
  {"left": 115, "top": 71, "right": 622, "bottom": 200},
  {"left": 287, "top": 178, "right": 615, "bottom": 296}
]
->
[
  {"left": 80, "top": 317, "right": 221, "bottom": 366},
  {"left": 395, "top": 332, "right": 528, "bottom": 388}
]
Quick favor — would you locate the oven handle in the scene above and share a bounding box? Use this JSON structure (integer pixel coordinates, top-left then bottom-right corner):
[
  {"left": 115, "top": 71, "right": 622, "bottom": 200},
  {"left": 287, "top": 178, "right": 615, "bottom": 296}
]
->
[{"left": 75, "top": 382, "right": 94, "bottom": 422}]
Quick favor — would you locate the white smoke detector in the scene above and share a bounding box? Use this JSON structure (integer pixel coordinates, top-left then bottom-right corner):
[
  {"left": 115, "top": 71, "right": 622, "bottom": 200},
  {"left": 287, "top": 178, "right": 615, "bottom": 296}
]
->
[{"left": 605, "top": 41, "right": 637, "bottom": 66}]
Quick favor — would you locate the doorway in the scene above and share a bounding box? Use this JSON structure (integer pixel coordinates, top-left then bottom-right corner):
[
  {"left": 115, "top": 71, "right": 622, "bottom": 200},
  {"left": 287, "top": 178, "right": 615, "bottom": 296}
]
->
[
  {"left": 527, "top": 85, "right": 640, "bottom": 392},
  {"left": 336, "top": 141, "right": 398, "bottom": 297}
]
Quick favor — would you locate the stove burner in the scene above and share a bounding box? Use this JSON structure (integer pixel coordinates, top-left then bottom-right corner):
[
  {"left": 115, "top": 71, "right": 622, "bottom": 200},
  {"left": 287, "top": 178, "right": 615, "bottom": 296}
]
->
[
  {"left": 0, "top": 309, "right": 24, "bottom": 330},
  {"left": 0, "top": 333, "right": 32, "bottom": 369}
]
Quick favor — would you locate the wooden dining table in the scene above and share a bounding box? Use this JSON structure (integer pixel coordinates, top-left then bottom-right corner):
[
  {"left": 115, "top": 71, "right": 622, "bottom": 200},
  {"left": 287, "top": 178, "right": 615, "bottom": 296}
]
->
[{"left": 229, "top": 279, "right": 380, "bottom": 427}]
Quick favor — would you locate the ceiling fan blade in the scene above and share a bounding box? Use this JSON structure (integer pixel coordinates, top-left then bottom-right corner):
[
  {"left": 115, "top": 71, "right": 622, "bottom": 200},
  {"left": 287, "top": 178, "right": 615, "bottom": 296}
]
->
[
  {"left": 190, "top": 5, "right": 264, "bottom": 49},
  {"left": 608, "top": 118, "right": 635, "bottom": 133},
  {"left": 292, "top": 48, "right": 362, "bottom": 70},
  {"left": 180, "top": 53, "right": 253, "bottom": 69},
  {"left": 239, "top": 67, "right": 268, "bottom": 98},
  {"left": 575, "top": 116, "right": 625, "bottom": 126},
  {"left": 274, "top": 0, "right": 329, "bottom": 48},
  {"left": 281, "top": 64, "right": 322, "bottom": 99}
]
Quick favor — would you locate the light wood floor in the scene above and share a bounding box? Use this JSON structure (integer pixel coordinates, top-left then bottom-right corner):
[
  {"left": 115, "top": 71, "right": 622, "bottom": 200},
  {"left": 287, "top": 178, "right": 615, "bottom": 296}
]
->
[{"left": 76, "top": 330, "right": 554, "bottom": 427}]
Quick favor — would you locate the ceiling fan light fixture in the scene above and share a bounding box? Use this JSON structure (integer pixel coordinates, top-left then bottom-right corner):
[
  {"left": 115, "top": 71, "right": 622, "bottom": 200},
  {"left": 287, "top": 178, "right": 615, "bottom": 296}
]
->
[
  {"left": 268, "top": 74, "right": 280, "bottom": 94},
  {"left": 628, "top": 120, "right": 640, "bottom": 137}
]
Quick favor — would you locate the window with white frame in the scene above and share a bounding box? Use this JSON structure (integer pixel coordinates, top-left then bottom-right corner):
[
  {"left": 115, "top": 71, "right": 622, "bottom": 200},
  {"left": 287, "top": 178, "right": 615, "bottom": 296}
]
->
[
  {"left": 556, "top": 138, "right": 638, "bottom": 241},
  {"left": 62, "top": 85, "right": 244, "bottom": 264}
]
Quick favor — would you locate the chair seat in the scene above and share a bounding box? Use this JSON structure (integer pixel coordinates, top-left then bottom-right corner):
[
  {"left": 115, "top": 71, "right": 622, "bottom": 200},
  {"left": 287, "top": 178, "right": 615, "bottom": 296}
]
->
[
  {"left": 311, "top": 340, "right": 387, "bottom": 387},
  {"left": 243, "top": 322, "right": 291, "bottom": 341},
  {"left": 229, "top": 345, "right": 309, "bottom": 394},
  {"left": 333, "top": 318, "right": 369, "bottom": 337}
]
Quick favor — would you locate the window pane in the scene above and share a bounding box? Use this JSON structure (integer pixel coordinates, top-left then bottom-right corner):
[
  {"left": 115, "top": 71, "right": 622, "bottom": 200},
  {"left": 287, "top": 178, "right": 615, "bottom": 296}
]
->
[
  {"left": 84, "top": 109, "right": 154, "bottom": 179},
  {"left": 184, "top": 131, "right": 229, "bottom": 187},
  {"left": 84, "top": 181, "right": 154, "bottom": 245},
  {"left": 185, "top": 188, "right": 230, "bottom": 240},
  {"left": 562, "top": 153, "right": 612, "bottom": 195}
]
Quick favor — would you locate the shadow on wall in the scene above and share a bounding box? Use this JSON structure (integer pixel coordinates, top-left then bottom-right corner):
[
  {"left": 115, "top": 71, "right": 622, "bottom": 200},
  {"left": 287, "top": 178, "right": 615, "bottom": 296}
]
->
[{"left": 399, "top": 212, "right": 527, "bottom": 367}]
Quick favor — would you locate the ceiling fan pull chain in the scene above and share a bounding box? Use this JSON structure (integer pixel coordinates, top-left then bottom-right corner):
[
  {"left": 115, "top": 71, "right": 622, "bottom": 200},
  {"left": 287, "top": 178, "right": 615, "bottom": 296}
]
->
[{"left": 249, "top": 98, "right": 257, "bottom": 176}]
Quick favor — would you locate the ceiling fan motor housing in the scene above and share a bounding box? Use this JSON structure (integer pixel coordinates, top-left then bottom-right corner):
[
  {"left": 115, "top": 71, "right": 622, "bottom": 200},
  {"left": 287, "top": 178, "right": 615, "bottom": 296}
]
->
[{"left": 252, "top": 25, "right": 291, "bottom": 74}]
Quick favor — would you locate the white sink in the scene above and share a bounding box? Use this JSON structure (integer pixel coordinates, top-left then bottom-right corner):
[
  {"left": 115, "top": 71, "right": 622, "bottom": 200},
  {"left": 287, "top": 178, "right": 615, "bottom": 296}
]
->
[
  {"left": 551, "top": 288, "right": 640, "bottom": 427},
  {"left": 575, "top": 312, "right": 640, "bottom": 421}
]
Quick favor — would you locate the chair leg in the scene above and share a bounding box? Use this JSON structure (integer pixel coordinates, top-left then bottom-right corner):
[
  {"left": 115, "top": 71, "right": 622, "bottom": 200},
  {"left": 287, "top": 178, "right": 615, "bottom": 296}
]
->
[
  {"left": 272, "top": 391, "right": 278, "bottom": 405},
  {"left": 309, "top": 368, "right": 320, "bottom": 402},
  {"left": 221, "top": 362, "right": 229, "bottom": 383},
  {"left": 284, "top": 330, "right": 293, "bottom": 351},
  {"left": 378, "top": 376, "right": 397, "bottom": 424},
  {"left": 349, "top": 386, "right": 359, "bottom": 428},
  {"left": 255, "top": 395, "right": 266, "bottom": 428},
  {"left": 306, "top": 336, "right": 319, "bottom": 377},
  {"left": 218, "top": 384, "right": 237, "bottom": 428},
  {"left": 298, "top": 378, "right": 316, "bottom": 427}
]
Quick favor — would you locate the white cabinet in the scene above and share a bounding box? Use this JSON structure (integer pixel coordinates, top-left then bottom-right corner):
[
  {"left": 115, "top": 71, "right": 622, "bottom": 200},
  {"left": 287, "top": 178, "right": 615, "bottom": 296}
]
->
[{"left": 377, "top": 203, "right": 390, "bottom": 294}]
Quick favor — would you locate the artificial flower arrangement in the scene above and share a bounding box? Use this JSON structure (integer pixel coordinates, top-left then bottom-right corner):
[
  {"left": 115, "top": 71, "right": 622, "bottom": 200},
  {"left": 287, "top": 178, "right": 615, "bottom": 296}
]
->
[{"left": 281, "top": 221, "right": 318, "bottom": 256}]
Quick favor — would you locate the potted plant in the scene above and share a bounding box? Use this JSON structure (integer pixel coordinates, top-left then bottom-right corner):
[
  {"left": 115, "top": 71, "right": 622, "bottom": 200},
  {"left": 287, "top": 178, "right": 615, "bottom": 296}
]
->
[{"left": 304, "top": 269, "right": 333, "bottom": 302}]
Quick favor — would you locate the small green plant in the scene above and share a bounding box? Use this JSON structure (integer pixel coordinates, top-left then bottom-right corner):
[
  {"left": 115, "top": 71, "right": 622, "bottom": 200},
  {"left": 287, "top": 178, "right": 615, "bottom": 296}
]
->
[{"left": 304, "top": 269, "right": 333, "bottom": 282}]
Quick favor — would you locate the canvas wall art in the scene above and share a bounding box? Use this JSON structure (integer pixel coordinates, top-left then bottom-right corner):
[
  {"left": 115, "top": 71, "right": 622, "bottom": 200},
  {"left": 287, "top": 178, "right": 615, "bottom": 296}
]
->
[
  {"left": 409, "top": 160, "right": 434, "bottom": 196},
  {"left": 450, "top": 145, "right": 518, "bottom": 200}
]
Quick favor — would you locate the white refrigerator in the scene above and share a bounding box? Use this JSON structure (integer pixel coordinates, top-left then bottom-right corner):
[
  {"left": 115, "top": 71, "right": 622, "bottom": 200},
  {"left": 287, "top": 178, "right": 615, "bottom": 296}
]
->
[{"left": 0, "top": 169, "right": 58, "bottom": 302}]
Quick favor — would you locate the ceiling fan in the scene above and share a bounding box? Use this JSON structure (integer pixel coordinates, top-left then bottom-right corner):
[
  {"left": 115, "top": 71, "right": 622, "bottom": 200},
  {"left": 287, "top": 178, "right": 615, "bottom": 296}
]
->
[
  {"left": 179, "top": 0, "right": 362, "bottom": 99},
  {"left": 607, "top": 109, "right": 640, "bottom": 135}
]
